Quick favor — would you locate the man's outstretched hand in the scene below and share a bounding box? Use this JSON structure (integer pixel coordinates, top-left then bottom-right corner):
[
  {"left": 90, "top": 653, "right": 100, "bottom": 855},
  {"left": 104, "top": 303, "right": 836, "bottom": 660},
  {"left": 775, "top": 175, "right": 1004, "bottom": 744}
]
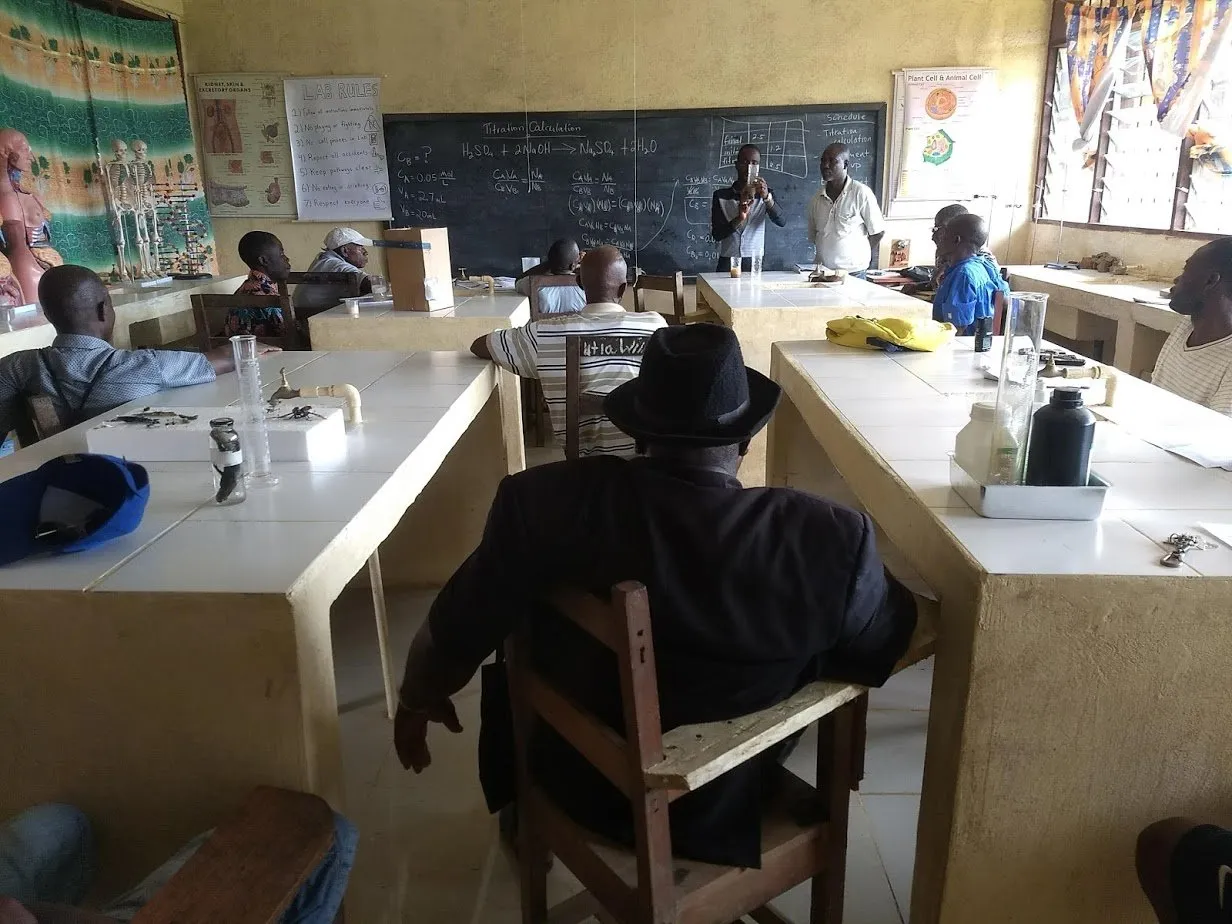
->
[{"left": 394, "top": 698, "right": 463, "bottom": 773}]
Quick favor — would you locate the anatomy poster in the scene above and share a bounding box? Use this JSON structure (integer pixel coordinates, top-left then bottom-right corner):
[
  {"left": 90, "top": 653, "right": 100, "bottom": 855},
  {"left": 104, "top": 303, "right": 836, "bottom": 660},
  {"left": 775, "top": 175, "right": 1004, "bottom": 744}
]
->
[
  {"left": 193, "top": 73, "right": 295, "bottom": 217},
  {"left": 893, "top": 68, "right": 997, "bottom": 202}
]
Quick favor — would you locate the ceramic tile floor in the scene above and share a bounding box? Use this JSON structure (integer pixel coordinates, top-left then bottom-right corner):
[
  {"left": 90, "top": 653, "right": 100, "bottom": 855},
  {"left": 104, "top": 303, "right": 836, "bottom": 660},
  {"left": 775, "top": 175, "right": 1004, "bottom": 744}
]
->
[{"left": 329, "top": 582, "right": 932, "bottom": 923}]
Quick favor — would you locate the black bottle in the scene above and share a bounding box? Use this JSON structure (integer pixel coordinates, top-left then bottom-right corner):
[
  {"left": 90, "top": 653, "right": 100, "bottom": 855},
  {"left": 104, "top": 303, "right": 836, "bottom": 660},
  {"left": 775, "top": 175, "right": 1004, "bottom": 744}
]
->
[
  {"left": 973, "top": 315, "right": 992, "bottom": 352},
  {"left": 1025, "top": 388, "right": 1096, "bottom": 486}
]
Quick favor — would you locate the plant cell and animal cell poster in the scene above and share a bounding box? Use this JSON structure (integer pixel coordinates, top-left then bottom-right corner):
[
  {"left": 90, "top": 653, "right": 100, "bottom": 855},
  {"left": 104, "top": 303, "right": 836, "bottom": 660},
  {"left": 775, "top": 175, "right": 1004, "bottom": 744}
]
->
[
  {"left": 894, "top": 68, "right": 997, "bottom": 202},
  {"left": 193, "top": 73, "right": 295, "bottom": 217}
]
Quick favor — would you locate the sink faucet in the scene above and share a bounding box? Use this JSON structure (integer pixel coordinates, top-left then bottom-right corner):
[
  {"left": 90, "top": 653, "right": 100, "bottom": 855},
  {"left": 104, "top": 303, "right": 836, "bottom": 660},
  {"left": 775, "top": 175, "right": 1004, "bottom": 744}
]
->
[{"left": 267, "top": 367, "right": 364, "bottom": 423}]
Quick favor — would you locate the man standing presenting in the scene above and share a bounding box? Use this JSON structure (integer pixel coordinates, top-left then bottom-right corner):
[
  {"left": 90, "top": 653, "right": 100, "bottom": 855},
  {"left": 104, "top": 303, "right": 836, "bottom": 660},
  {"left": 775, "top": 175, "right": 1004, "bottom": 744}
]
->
[
  {"left": 711, "top": 144, "right": 786, "bottom": 273},
  {"left": 808, "top": 142, "right": 885, "bottom": 274}
]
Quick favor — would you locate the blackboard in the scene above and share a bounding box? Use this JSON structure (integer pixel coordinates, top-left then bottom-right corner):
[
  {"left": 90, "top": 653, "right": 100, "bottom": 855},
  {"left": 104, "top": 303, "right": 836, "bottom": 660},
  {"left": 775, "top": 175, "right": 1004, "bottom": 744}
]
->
[{"left": 383, "top": 104, "right": 885, "bottom": 277}]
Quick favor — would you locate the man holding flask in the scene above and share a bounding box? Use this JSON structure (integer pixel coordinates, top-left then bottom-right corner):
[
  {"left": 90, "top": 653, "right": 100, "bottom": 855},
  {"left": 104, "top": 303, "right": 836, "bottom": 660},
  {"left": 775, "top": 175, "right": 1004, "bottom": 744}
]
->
[{"left": 710, "top": 144, "right": 786, "bottom": 274}]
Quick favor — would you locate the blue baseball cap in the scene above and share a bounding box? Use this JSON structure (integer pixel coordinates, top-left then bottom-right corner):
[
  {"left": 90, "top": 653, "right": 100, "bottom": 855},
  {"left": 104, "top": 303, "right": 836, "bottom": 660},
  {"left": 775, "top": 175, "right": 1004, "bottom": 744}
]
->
[{"left": 0, "top": 454, "right": 150, "bottom": 566}]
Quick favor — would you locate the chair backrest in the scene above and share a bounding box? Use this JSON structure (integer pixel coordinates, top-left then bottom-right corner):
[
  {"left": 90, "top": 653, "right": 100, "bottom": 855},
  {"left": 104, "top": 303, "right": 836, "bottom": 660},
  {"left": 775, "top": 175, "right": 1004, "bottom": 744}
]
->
[
  {"left": 633, "top": 272, "right": 685, "bottom": 325},
  {"left": 190, "top": 293, "right": 301, "bottom": 352},
  {"left": 11, "top": 394, "right": 64, "bottom": 446},
  {"left": 563, "top": 333, "right": 648, "bottom": 460},
  {"left": 132, "top": 786, "right": 335, "bottom": 924},
  {"left": 278, "top": 271, "right": 362, "bottom": 299},
  {"left": 506, "top": 582, "right": 678, "bottom": 920},
  {"left": 529, "top": 274, "right": 585, "bottom": 321}
]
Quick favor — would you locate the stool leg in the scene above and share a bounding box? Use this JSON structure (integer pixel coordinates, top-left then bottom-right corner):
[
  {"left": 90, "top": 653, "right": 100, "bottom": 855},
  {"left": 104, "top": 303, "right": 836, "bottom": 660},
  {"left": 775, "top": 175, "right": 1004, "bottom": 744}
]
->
[
  {"left": 368, "top": 551, "right": 397, "bottom": 720},
  {"left": 812, "top": 703, "right": 854, "bottom": 924}
]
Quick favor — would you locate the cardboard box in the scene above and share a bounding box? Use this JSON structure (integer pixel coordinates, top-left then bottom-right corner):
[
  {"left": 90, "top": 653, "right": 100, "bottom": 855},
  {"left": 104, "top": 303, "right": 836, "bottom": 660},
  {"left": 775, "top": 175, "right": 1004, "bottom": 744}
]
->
[{"left": 385, "top": 227, "right": 454, "bottom": 312}]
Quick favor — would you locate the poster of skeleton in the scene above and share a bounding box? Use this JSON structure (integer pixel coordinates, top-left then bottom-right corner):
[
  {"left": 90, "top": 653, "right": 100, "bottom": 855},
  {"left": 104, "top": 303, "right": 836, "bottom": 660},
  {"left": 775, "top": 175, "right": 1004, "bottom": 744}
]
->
[{"left": 193, "top": 73, "right": 295, "bottom": 217}]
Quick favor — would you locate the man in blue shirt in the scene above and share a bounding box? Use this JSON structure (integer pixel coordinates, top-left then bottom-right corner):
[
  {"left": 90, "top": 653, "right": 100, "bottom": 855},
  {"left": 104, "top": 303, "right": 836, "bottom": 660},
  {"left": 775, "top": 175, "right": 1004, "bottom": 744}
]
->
[
  {"left": 0, "top": 265, "right": 277, "bottom": 439},
  {"left": 933, "top": 213, "right": 1008, "bottom": 334}
]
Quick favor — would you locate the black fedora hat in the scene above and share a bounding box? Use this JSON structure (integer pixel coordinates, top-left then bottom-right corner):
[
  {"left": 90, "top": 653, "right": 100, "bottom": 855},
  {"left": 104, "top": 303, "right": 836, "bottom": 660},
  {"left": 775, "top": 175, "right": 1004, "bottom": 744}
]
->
[{"left": 603, "top": 324, "right": 781, "bottom": 446}]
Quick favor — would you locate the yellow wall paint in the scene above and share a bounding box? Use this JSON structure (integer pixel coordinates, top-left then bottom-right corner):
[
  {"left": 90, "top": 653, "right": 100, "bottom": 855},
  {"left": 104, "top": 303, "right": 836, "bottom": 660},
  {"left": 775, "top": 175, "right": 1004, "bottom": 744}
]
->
[
  {"left": 182, "top": 0, "right": 1052, "bottom": 277},
  {"left": 133, "top": 0, "right": 183, "bottom": 19}
]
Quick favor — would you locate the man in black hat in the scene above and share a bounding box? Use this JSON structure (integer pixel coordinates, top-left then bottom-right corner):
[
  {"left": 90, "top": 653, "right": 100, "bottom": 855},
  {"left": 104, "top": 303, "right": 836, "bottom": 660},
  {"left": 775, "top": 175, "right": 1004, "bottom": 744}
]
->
[{"left": 393, "top": 324, "right": 918, "bottom": 868}]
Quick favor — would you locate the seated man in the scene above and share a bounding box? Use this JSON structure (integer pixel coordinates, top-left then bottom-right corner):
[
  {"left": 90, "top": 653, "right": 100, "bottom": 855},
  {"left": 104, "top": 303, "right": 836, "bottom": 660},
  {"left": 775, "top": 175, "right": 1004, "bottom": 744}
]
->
[
  {"left": 932, "top": 213, "right": 1008, "bottom": 334},
  {"left": 472, "top": 245, "right": 665, "bottom": 456},
  {"left": 0, "top": 265, "right": 273, "bottom": 438},
  {"left": 902, "top": 203, "right": 969, "bottom": 297},
  {"left": 1136, "top": 816, "right": 1232, "bottom": 923},
  {"left": 0, "top": 801, "right": 356, "bottom": 922},
  {"left": 1151, "top": 238, "right": 1232, "bottom": 415},
  {"left": 396, "top": 323, "right": 918, "bottom": 869},
  {"left": 226, "top": 230, "right": 293, "bottom": 338},
  {"left": 292, "top": 227, "right": 374, "bottom": 315},
  {"left": 514, "top": 238, "right": 586, "bottom": 315}
]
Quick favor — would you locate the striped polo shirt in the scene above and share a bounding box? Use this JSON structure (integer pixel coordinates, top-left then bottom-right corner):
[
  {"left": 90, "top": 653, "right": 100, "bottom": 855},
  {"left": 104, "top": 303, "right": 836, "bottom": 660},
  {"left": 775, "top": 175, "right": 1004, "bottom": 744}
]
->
[
  {"left": 485, "top": 303, "right": 667, "bottom": 455},
  {"left": 1152, "top": 317, "right": 1232, "bottom": 415}
]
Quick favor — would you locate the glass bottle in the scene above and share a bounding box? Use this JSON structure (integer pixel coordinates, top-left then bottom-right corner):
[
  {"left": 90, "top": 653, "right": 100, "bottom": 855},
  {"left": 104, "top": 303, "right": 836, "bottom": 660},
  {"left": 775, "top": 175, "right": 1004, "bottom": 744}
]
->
[{"left": 208, "top": 417, "right": 246, "bottom": 506}]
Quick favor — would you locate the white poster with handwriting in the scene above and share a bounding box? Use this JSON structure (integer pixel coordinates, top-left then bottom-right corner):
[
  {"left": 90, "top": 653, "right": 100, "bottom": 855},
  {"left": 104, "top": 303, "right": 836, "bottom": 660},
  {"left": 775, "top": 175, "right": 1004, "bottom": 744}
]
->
[{"left": 284, "top": 76, "right": 391, "bottom": 221}]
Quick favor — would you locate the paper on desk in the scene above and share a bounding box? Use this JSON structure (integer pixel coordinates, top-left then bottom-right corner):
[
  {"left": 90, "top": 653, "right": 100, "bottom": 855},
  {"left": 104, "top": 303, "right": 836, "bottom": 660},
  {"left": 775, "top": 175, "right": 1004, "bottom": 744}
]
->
[
  {"left": 1097, "top": 403, "right": 1232, "bottom": 469},
  {"left": 1199, "top": 522, "right": 1232, "bottom": 549}
]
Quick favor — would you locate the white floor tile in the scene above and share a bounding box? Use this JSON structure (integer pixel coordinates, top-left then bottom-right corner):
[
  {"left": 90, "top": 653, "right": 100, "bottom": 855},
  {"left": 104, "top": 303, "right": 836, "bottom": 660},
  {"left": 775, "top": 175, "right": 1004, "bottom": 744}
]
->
[
  {"left": 861, "top": 710, "right": 928, "bottom": 795},
  {"left": 768, "top": 794, "right": 903, "bottom": 924},
  {"left": 863, "top": 794, "right": 921, "bottom": 922}
]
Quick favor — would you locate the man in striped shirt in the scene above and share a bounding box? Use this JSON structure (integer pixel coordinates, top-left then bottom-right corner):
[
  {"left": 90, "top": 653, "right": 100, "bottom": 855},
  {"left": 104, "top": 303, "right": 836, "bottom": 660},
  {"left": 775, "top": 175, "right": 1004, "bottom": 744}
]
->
[
  {"left": 1152, "top": 238, "right": 1232, "bottom": 415},
  {"left": 471, "top": 245, "right": 666, "bottom": 456}
]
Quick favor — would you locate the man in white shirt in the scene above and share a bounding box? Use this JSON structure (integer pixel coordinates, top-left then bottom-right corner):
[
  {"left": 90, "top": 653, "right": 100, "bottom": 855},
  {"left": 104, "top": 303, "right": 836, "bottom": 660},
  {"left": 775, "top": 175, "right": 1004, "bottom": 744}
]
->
[
  {"left": 471, "top": 245, "right": 666, "bottom": 456},
  {"left": 292, "top": 227, "right": 374, "bottom": 313},
  {"left": 807, "top": 143, "right": 885, "bottom": 274},
  {"left": 1151, "top": 238, "right": 1232, "bottom": 415}
]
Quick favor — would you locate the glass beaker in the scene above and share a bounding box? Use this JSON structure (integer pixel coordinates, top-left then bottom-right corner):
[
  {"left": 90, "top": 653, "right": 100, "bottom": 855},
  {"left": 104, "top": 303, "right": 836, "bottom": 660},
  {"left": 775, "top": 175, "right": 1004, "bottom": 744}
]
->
[
  {"left": 230, "top": 335, "right": 278, "bottom": 489},
  {"left": 986, "top": 292, "right": 1048, "bottom": 485},
  {"left": 729, "top": 257, "right": 742, "bottom": 278}
]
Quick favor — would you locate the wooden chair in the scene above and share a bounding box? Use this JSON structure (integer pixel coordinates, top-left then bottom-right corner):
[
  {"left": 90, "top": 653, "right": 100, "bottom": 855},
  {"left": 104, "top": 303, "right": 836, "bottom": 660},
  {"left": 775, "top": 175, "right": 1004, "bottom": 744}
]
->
[
  {"left": 507, "top": 582, "right": 938, "bottom": 924},
  {"left": 278, "top": 270, "right": 363, "bottom": 300},
  {"left": 190, "top": 294, "right": 302, "bottom": 353},
  {"left": 563, "top": 333, "right": 648, "bottom": 461},
  {"left": 633, "top": 272, "right": 716, "bottom": 326},
  {"left": 132, "top": 786, "right": 338, "bottom": 924},
  {"left": 520, "top": 275, "right": 584, "bottom": 446},
  {"left": 529, "top": 274, "right": 585, "bottom": 322},
  {"left": 12, "top": 394, "right": 65, "bottom": 446}
]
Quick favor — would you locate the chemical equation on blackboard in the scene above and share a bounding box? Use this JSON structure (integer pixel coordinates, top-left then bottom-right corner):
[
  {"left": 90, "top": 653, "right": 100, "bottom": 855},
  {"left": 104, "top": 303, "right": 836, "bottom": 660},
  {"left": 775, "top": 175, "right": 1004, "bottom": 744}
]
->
[
  {"left": 461, "top": 137, "right": 659, "bottom": 161},
  {"left": 717, "top": 118, "right": 809, "bottom": 178}
]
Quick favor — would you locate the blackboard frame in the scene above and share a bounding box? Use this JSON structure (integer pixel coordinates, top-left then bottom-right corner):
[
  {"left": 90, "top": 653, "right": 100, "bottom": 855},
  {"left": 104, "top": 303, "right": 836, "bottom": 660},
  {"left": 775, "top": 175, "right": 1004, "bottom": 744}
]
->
[{"left": 383, "top": 102, "right": 888, "bottom": 276}]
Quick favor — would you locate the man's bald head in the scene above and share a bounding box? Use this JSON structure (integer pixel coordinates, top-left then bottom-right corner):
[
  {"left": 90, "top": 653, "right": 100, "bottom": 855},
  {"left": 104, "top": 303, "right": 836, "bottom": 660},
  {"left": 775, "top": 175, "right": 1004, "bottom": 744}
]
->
[
  {"left": 579, "top": 245, "right": 628, "bottom": 305},
  {"left": 37, "top": 264, "right": 115, "bottom": 340}
]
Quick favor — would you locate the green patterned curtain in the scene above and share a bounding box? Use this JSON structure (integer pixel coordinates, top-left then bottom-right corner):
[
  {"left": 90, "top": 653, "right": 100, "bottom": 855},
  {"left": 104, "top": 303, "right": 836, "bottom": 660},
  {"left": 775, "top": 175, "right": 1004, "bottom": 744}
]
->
[{"left": 0, "top": 0, "right": 214, "bottom": 280}]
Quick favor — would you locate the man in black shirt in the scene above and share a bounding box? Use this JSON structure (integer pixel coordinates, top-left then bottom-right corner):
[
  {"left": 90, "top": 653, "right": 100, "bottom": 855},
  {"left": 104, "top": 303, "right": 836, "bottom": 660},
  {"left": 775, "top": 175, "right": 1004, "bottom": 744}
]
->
[
  {"left": 711, "top": 144, "right": 786, "bottom": 273},
  {"left": 394, "top": 324, "right": 917, "bottom": 868}
]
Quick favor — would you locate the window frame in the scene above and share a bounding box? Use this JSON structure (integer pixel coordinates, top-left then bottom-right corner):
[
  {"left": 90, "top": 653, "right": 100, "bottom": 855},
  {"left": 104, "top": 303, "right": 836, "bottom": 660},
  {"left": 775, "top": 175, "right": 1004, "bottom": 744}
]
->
[{"left": 1032, "top": 0, "right": 1225, "bottom": 241}]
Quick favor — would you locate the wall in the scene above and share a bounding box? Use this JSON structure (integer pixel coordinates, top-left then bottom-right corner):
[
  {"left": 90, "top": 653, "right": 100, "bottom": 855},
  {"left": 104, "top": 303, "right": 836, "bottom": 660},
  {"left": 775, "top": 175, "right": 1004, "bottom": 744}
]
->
[
  {"left": 180, "top": 0, "right": 1052, "bottom": 277},
  {"left": 1029, "top": 222, "right": 1202, "bottom": 282}
]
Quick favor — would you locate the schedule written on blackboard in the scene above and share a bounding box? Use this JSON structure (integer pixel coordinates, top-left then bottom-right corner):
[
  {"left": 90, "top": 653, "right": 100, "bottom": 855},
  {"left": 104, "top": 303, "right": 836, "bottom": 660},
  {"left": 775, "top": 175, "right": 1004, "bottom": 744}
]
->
[{"left": 285, "top": 77, "right": 392, "bottom": 221}]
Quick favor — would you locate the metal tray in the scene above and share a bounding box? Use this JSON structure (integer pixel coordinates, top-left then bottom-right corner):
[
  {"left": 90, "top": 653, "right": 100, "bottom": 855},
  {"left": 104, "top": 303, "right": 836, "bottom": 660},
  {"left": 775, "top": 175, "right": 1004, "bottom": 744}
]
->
[{"left": 949, "top": 457, "right": 1111, "bottom": 520}]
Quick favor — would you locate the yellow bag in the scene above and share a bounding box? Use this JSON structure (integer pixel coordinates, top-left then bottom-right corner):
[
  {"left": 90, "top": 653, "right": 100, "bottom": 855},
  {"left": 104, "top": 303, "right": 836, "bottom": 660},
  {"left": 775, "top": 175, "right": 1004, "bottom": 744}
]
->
[{"left": 825, "top": 316, "right": 957, "bottom": 352}]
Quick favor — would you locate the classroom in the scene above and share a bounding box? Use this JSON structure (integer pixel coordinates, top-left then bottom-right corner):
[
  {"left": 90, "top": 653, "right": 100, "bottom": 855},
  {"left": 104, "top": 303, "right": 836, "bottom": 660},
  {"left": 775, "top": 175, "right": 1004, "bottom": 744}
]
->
[{"left": 0, "top": 0, "right": 1230, "bottom": 921}]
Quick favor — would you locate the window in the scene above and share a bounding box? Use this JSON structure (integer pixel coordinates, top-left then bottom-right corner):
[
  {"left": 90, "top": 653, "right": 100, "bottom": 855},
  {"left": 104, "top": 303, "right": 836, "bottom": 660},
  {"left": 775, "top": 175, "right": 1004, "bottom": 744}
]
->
[{"left": 1036, "top": 24, "right": 1232, "bottom": 234}]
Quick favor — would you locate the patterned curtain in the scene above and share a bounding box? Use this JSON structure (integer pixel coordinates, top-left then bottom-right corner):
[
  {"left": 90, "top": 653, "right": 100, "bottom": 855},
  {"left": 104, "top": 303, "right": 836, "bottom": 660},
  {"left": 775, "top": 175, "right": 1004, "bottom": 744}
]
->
[
  {"left": 1065, "top": 1, "right": 1136, "bottom": 133},
  {"left": 1141, "top": 0, "right": 1232, "bottom": 133},
  {"left": 0, "top": 0, "right": 214, "bottom": 282}
]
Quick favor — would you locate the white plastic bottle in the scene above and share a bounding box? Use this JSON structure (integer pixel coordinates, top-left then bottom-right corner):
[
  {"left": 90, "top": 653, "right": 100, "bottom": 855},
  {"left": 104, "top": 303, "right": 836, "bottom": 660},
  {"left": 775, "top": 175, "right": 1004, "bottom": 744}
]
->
[{"left": 955, "top": 401, "right": 998, "bottom": 484}]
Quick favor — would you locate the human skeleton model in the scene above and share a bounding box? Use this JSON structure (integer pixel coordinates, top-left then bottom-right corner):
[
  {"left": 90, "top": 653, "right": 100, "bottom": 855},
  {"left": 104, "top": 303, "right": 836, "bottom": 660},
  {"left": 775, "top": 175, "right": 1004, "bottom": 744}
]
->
[
  {"left": 99, "top": 139, "right": 162, "bottom": 281},
  {"left": 129, "top": 140, "right": 162, "bottom": 278}
]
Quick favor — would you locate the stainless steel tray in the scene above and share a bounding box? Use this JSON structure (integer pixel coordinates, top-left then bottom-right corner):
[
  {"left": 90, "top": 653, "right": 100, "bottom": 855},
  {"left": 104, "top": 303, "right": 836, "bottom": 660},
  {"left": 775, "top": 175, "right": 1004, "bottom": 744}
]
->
[{"left": 949, "top": 457, "right": 1111, "bottom": 520}]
